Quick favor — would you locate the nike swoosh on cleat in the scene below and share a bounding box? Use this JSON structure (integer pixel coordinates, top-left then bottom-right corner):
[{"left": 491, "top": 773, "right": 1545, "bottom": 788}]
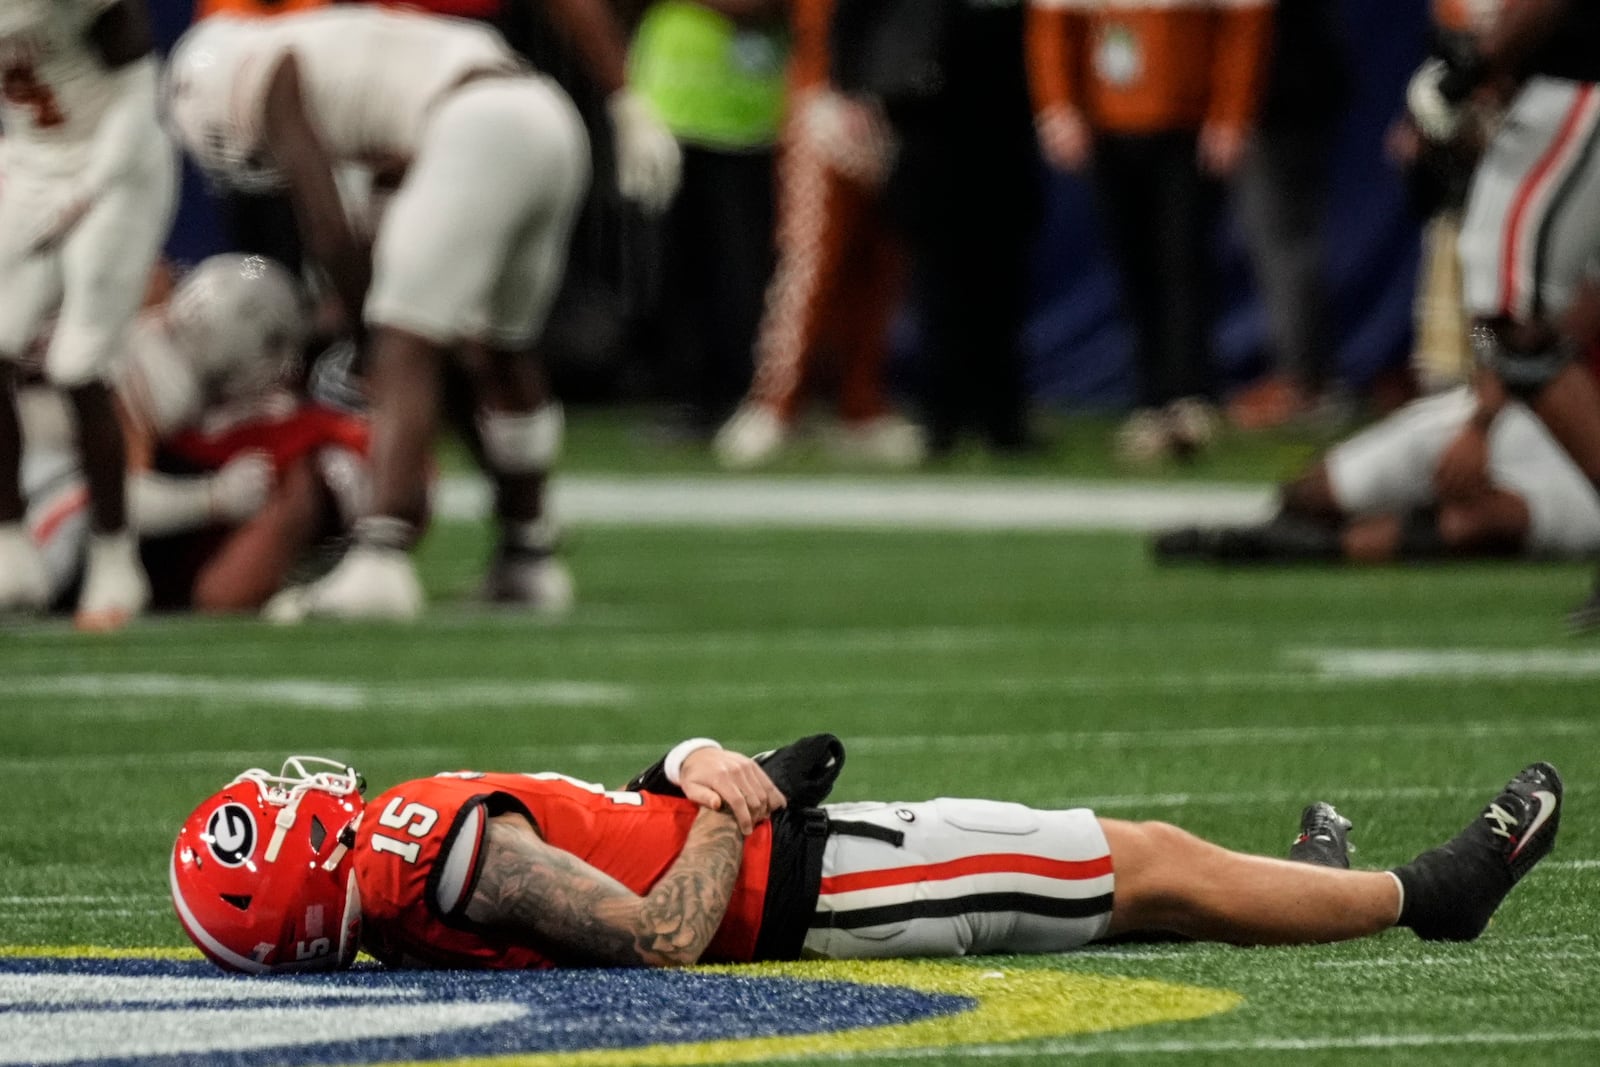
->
[{"left": 1510, "top": 790, "right": 1559, "bottom": 859}]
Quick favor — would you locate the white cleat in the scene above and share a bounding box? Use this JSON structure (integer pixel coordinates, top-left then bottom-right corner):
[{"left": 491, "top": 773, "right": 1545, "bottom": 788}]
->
[
  {"left": 268, "top": 544, "right": 424, "bottom": 623},
  {"left": 0, "top": 522, "right": 49, "bottom": 614},
  {"left": 714, "top": 403, "right": 788, "bottom": 469},
  {"left": 826, "top": 413, "right": 928, "bottom": 469},
  {"left": 74, "top": 530, "right": 150, "bottom": 632},
  {"left": 482, "top": 553, "right": 575, "bottom": 617}
]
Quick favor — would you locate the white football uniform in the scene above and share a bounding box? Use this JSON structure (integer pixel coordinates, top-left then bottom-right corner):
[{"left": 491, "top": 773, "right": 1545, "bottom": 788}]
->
[
  {"left": 1459, "top": 78, "right": 1600, "bottom": 323},
  {"left": 0, "top": 0, "right": 176, "bottom": 386},
  {"left": 168, "top": 9, "right": 590, "bottom": 348},
  {"left": 19, "top": 315, "right": 196, "bottom": 601},
  {"left": 1326, "top": 386, "right": 1600, "bottom": 558},
  {"left": 804, "top": 800, "right": 1114, "bottom": 959}
]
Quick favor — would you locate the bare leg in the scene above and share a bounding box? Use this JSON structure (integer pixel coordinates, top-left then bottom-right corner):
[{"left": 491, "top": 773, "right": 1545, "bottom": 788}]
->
[
  {"left": 366, "top": 326, "right": 444, "bottom": 533},
  {"left": 0, "top": 363, "right": 21, "bottom": 523},
  {"left": 1278, "top": 461, "right": 1344, "bottom": 523},
  {"left": 1437, "top": 489, "right": 1530, "bottom": 553},
  {"left": 279, "top": 326, "right": 437, "bottom": 621},
  {"left": 1341, "top": 515, "right": 1401, "bottom": 563},
  {"left": 1530, "top": 362, "right": 1600, "bottom": 489},
  {"left": 1101, "top": 819, "right": 1399, "bottom": 945},
  {"left": 64, "top": 381, "right": 127, "bottom": 533},
  {"left": 459, "top": 344, "right": 569, "bottom": 611},
  {"left": 474, "top": 344, "right": 551, "bottom": 525},
  {"left": 192, "top": 457, "right": 331, "bottom": 613}
]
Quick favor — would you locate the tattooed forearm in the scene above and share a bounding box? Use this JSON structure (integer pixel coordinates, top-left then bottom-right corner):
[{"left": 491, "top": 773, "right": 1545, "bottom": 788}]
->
[
  {"left": 624, "top": 808, "right": 746, "bottom": 964},
  {"left": 465, "top": 809, "right": 746, "bottom": 967}
]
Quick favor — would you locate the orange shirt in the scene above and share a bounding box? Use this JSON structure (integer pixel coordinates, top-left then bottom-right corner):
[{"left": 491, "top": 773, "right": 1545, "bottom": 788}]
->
[
  {"left": 1026, "top": 0, "right": 1274, "bottom": 134},
  {"left": 353, "top": 771, "right": 776, "bottom": 969},
  {"left": 194, "top": 0, "right": 329, "bottom": 19},
  {"left": 790, "top": 0, "right": 835, "bottom": 94}
]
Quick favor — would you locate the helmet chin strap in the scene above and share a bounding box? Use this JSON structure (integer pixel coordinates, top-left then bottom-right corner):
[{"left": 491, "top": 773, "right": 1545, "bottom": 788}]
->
[
  {"left": 322, "top": 811, "right": 363, "bottom": 873},
  {"left": 265, "top": 790, "right": 304, "bottom": 864}
]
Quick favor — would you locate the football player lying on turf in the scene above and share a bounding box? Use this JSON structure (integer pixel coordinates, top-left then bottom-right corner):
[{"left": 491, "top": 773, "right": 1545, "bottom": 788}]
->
[
  {"left": 1153, "top": 370, "right": 1600, "bottom": 565},
  {"left": 19, "top": 254, "right": 370, "bottom": 614},
  {"left": 171, "top": 735, "right": 1562, "bottom": 972}
]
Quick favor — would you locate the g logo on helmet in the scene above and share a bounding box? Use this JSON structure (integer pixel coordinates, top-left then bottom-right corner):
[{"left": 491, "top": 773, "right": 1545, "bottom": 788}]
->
[{"left": 204, "top": 803, "right": 256, "bottom": 867}]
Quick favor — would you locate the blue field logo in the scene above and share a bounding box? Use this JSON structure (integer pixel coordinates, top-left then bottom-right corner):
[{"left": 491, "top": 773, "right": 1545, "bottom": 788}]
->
[{"left": 0, "top": 953, "right": 1240, "bottom": 1065}]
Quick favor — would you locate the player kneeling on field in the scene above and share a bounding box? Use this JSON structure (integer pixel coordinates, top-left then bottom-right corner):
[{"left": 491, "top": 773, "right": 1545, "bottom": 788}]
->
[
  {"left": 20, "top": 254, "right": 371, "bottom": 614},
  {"left": 1154, "top": 370, "right": 1600, "bottom": 565},
  {"left": 172, "top": 734, "right": 1560, "bottom": 972}
]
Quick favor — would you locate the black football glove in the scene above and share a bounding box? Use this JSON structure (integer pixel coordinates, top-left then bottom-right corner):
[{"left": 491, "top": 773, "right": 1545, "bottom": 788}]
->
[{"left": 752, "top": 733, "right": 846, "bottom": 809}]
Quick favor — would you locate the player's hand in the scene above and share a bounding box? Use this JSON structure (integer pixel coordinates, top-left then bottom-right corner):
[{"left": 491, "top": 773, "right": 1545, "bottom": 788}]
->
[
  {"left": 799, "top": 91, "right": 896, "bottom": 186},
  {"left": 1433, "top": 424, "right": 1492, "bottom": 502},
  {"left": 28, "top": 193, "right": 93, "bottom": 255},
  {"left": 607, "top": 89, "right": 683, "bottom": 214},
  {"left": 208, "top": 451, "right": 275, "bottom": 522},
  {"left": 1198, "top": 122, "right": 1248, "bottom": 178},
  {"left": 1036, "top": 105, "right": 1092, "bottom": 173},
  {"left": 678, "top": 748, "right": 786, "bottom": 835},
  {"left": 1407, "top": 57, "right": 1468, "bottom": 144}
]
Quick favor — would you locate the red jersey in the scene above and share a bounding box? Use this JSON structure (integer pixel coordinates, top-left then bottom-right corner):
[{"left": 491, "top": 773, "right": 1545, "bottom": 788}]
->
[
  {"left": 162, "top": 404, "right": 370, "bottom": 478},
  {"left": 352, "top": 772, "right": 782, "bottom": 969}
]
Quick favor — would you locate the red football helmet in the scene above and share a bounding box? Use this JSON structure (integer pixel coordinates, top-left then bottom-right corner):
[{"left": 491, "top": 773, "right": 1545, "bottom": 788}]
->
[{"left": 171, "top": 757, "right": 366, "bottom": 973}]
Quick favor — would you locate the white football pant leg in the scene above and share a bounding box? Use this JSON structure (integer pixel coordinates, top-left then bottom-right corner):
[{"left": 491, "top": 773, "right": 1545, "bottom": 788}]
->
[
  {"left": 1485, "top": 402, "right": 1600, "bottom": 557},
  {"left": 365, "top": 77, "right": 589, "bottom": 346},
  {"left": 45, "top": 137, "right": 177, "bottom": 387},
  {"left": 1324, "top": 388, "right": 1477, "bottom": 515}
]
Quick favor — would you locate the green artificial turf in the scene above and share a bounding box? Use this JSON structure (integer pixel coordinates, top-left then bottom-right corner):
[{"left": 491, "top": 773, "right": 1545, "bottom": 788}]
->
[{"left": 3, "top": 410, "right": 1597, "bottom": 1063}]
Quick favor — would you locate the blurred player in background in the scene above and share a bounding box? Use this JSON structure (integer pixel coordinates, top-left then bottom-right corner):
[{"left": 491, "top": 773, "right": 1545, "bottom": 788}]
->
[
  {"left": 1152, "top": 362, "right": 1600, "bottom": 565},
  {"left": 20, "top": 254, "right": 369, "bottom": 614},
  {"left": 1404, "top": 0, "right": 1600, "bottom": 625},
  {"left": 0, "top": 0, "right": 176, "bottom": 629},
  {"left": 165, "top": 7, "right": 621, "bottom": 621}
]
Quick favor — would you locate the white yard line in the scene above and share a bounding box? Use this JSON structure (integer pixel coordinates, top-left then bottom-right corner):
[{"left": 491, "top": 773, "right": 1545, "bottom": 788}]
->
[
  {"left": 4, "top": 675, "right": 632, "bottom": 712},
  {"left": 1298, "top": 646, "right": 1600, "bottom": 679},
  {"left": 435, "top": 475, "right": 1274, "bottom": 530},
  {"left": 6, "top": 717, "right": 1599, "bottom": 774},
  {"left": 15, "top": 664, "right": 1600, "bottom": 724},
  {"left": 850, "top": 1029, "right": 1600, "bottom": 1059}
]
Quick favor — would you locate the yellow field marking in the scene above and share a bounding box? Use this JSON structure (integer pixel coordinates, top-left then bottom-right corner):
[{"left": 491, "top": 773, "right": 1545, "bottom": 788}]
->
[
  {"left": 0, "top": 945, "right": 202, "bottom": 961},
  {"left": 373, "top": 960, "right": 1241, "bottom": 1067}
]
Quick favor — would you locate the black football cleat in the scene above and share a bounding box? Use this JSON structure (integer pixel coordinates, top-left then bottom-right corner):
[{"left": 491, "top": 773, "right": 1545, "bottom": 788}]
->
[
  {"left": 1391, "top": 762, "right": 1563, "bottom": 942},
  {"left": 1288, "top": 802, "right": 1353, "bottom": 869}
]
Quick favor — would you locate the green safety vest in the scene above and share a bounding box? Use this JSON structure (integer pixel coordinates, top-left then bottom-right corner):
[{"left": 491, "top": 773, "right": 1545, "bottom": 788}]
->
[{"left": 629, "top": 1, "right": 790, "bottom": 151}]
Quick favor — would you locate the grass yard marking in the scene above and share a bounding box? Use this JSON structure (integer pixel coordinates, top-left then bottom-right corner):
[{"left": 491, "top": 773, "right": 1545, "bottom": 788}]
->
[
  {"left": 5, "top": 675, "right": 632, "bottom": 713},
  {"left": 433, "top": 475, "right": 1274, "bottom": 530},
  {"left": 1295, "top": 647, "right": 1600, "bottom": 679},
  {"left": 858, "top": 1028, "right": 1600, "bottom": 1059},
  {"left": 5, "top": 720, "right": 1597, "bottom": 777},
  {"left": 1311, "top": 949, "right": 1600, "bottom": 968}
]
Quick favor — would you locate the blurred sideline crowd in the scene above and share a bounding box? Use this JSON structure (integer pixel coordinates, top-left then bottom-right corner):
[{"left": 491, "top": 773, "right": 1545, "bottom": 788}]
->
[{"left": 4, "top": 0, "right": 1600, "bottom": 631}]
